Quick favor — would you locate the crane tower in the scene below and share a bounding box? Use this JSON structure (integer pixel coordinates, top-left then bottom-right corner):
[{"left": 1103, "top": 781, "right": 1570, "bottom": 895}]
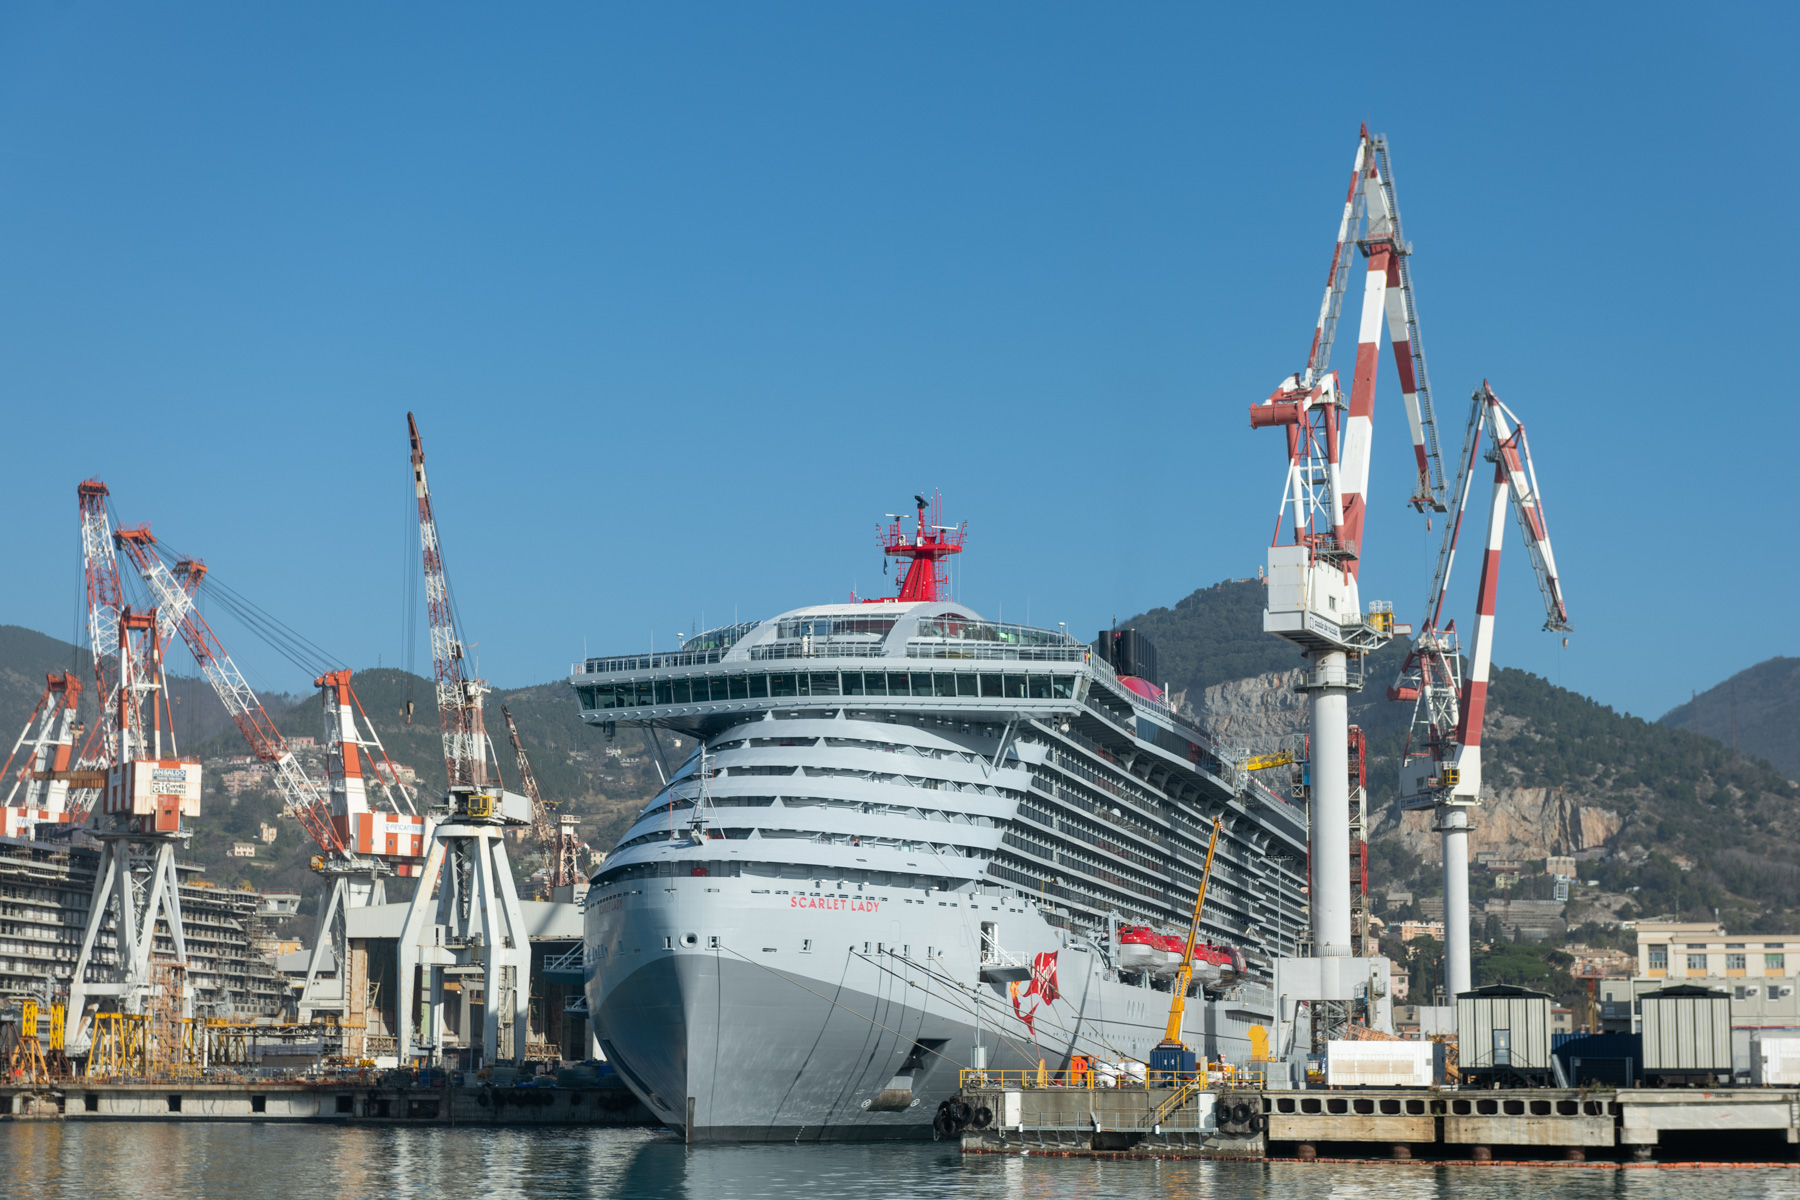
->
[
  {"left": 1392, "top": 381, "right": 1570, "bottom": 997},
  {"left": 395, "top": 412, "right": 535, "bottom": 1067}
]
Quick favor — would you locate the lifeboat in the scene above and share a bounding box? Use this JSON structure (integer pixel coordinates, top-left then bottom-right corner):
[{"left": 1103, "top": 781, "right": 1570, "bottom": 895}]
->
[{"left": 1116, "top": 926, "right": 1239, "bottom": 983}]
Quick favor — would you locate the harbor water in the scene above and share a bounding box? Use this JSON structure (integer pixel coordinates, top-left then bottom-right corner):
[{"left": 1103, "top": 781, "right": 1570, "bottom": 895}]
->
[{"left": 5, "top": 1125, "right": 1800, "bottom": 1200}]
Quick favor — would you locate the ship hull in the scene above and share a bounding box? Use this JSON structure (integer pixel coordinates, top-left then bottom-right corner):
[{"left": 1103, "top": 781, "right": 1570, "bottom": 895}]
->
[{"left": 586, "top": 873, "right": 1270, "bottom": 1142}]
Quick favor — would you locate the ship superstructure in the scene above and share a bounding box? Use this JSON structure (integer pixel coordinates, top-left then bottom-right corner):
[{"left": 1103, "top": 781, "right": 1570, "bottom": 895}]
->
[{"left": 571, "top": 502, "right": 1309, "bottom": 1141}]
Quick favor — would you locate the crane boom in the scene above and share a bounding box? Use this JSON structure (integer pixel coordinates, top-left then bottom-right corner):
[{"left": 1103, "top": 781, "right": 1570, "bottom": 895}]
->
[
  {"left": 500, "top": 703, "right": 553, "bottom": 846},
  {"left": 1160, "top": 816, "right": 1224, "bottom": 1046},
  {"left": 409, "top": 412, "right": 491, "bottom": 789},
  {"left": 114, "top": 527, "right": 348, "bottom": 861}
]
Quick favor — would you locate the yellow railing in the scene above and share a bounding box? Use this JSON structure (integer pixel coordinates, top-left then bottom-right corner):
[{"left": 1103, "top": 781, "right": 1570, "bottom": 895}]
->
[{"left": 959, "top": 1066, "right": 1266, "bottom": 1091}]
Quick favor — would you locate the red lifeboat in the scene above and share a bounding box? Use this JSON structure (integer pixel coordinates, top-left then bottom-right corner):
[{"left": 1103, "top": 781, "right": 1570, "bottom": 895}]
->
[{"left": 1117, "top": 926, "right": 1239, "bottom": 982}]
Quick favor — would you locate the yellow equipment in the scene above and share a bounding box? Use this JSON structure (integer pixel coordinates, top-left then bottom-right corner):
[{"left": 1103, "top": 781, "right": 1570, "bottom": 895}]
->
[
  {"left": 1149, "top": 816, "right": 1224, "bottom": 1078},
  {"left": 1241, "top": 751, "right": 1294, "bottom": 773}
]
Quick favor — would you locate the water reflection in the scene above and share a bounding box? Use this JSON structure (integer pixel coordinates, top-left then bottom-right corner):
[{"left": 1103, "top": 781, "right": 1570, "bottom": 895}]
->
[{"left": 5, "top": 1126, "right": 1800, "bottom": 1200}]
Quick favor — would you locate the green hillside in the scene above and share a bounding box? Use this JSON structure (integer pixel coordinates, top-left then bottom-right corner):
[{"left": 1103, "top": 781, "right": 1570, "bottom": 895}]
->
[
  {"left": 1120, "top": 583, "right": 1800, "bottom": 931},
  {"left": 1660, "top": 656, "right": 1800, "bottom": 780}
]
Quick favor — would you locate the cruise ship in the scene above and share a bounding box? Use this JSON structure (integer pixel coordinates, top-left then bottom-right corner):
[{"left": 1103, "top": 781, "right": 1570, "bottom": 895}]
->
[{"left": 571, "top": 500, "right": 1309, "bottom": 1142}]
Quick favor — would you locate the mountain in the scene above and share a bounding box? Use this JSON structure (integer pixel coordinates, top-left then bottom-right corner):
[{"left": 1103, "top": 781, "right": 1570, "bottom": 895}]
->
[
  {"left": 1659, "top": 657, "right": 1800, "bottom": 781},
  {"left": 1119, "top": 583, "right": 1800, "bottom": 934}
]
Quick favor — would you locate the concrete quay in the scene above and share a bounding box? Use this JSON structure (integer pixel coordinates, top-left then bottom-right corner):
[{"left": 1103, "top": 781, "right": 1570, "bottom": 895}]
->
[
  {"left": 957, "top": 1083, "right": 1800, "bottom": 1164},
  {"left": 0, "top": 1077, "right": 656, "bottom": 1127}
]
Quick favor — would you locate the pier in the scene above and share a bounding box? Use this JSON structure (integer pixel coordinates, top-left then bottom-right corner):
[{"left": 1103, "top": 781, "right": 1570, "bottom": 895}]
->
[
  {"left": 0, "top": 1074, "right": 655, "bottom": 1127},
  {"left": 954, "top": 1079, "right": 1800, "bottom": 1163}
]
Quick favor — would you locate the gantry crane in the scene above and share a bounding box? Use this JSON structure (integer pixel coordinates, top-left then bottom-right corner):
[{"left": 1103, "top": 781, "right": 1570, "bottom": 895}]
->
[
  {"left": 395, "top": 412, "right": 534, "bottom": 1067},
  {"left": 1249, "top": 125, "right": 1433, "bottom": 964},
  {"left": 502, "top": 704, "right": 584, "bottom": 896},
  {"left": 1391, "top": 381, "right": 1571, "bottom": 997},
  {"left": 64, "top": 606, "right": 202, "bottom": 1055}
]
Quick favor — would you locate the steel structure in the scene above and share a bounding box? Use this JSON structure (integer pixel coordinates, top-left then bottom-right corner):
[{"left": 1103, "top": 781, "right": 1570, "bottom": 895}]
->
[
  {"left": 1251, "top": 125, "right": 1432, "bottom": 958},
  {"left": 396, "top": 413, "right": 533, "bottom": 1066},
  {"left": 0, "top": 672, "right": 96, "bottom": 838},
  {"left": 871, "top": 492, "right": 965, "bottom": 603},
  {"left": 301, "top": 670, "right": 428, "bottom": 1024},
  {"left": 502, "top": 704, "right": 583, "bottom": 895},
  {"left": 64, "top": 608, "right": 201, "bottom": 1055},
  {"left": 1392, "top": 381, "right": 1571, "bottom": 996},
  {"left": 114, "top": 519, "right": 432, "bottom": 1024}
]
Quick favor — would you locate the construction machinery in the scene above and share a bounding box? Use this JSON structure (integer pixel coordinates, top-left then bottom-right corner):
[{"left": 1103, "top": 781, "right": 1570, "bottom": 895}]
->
[
  {"left": 1148, "top": 815, "right": 1224, "bottom": 1080},
  {"left": 1391, "top": 380, "right": 1571, "bottom": 997},
  {"left": 64, "top": 606, "right": 201, "bottom": 1055},
  {"left": 395, "top": 412, "right": 535, "bottom": 1067},
  {"left": 1250, "top": 125, "right": 1428, "bottom": 964},
  {"left": 502, "top": 704, "right": 585, "bottom": 898},
  {"left": 113, "top": 523, "right": 432, "bottom": 1030},
  {"left": 0, "top": 672, "right": 100, "bottom": 839}
]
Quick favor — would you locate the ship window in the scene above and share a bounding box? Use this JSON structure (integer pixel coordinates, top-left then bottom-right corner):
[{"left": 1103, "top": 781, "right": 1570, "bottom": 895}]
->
[
  {"left": 797, "top": 673, "right": 811, "bottom": 696},
  {"left": 578, "top": 687, "right": 595, "bottom": 708},
  {"left": 864, "top": 673, "right": 887, "bottom": 696},
  {"left": 671, "top": 680, "right": 691, "bottom": 704},
  {"left": 980, "top": 674, "right": 1002, "bottom": 697},
  {"left": 1052, "top": 676, "right": 1074, "bottom": 699},
  {"left": 750, "top": 675, "right": 769, "bottom": 698},
  {"left": 1028, "top": 675, "right": 1051, "bottom": 699},
  {"left": 702, "top": 678, "right": 722, "bottom": 701},
  {"left": 935, "top": 674, "right": 956, "bottom": 698},
  {"left": 637, "top": 682, "right": 655, "bottom": 706},
  {"left": 956, "top": 674, "right": 978, "bottom": 697},
  {"left": 596, "top": 684, "right": 615, "bottom": 708},
  {"left": 656, "top": 681, "right": 675, "bottom": 704},
  {"left": 811, "top": 672, "right": 840, "bottom": 696},
  {"left": 888, "top": 672, "right": 911, "bottom": 695},
  {"left": 771, "top": 674, "right": 797, "bottom": 697},
  {"left": 729, "top": 675, "right": 749, "bottom": 700},
  {"left": 842, "top": 672, "right": 864, "bottom": 695},
  {"left": 1003, "top": 675, "right": 1026, "bottom": 699},
  {"left": 912, "top": 673, "right": 933, "bottom": 698}
]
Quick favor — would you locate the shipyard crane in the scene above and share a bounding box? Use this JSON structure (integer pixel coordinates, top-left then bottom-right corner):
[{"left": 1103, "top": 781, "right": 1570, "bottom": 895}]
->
[
  {"left": 1391, "top": 381, "right": 1571, "bottom": 998},
  {"left": 501, "top": 704, "right": 584, "bottom": 896},
  {"left": 0, "top": 672, "right": 98, "bottom": 838},
  {"left": 395, "top": 412, "right": 534, "bottom": 1067},
  {"left": 1249, "top": 125, "right": 1435, "bottom": 972},
  {"left": 114, "top": 527, "right": 347, "bottom": 860},
  {"left": 113, "top": 522, "right": 431, "bottom": 1028},
  {"left": 64, "top": 606, "right": 202, "bottom": 1055}
]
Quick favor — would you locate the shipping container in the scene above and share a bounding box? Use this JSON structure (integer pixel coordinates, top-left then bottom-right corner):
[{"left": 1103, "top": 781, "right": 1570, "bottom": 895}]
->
[
  {"left": 1325, "top": 1039, "right": 1446, "bottom": 1087},
  {"left": 1639, "top": 985, "right": 1731, "bottom": 1084},
  {"left": 1751, "top": 1033, "right": 1800, "bottom": 1086},
  {"left": 1455, "top": 984, "right": 1553, "bottom": 1086}
]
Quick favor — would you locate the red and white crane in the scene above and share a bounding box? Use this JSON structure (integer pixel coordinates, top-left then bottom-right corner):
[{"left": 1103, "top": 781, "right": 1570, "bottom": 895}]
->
[
  {"left": 114, "top": 521, "right": 431, "bottom": 1022},
  {"left": 1392, "top": 381, "right": 1571, "bottom": 996},
  {"left": 396, "top": 412, "right": 533, "bottom": 1067},
  {"left": 1251, "top": 126, "right": 1435, "bottom": 967},
  {"left": 0, "top": 672, "right": 94, "bottom": 838},
  {"left": 64, "top": 605, "right": 202, "bottom": 1053}
]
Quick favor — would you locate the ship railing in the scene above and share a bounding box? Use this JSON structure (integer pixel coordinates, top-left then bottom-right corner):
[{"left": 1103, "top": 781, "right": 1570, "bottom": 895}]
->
[{"left": 543, "top": 944, "right": 587, "bottom": 973}]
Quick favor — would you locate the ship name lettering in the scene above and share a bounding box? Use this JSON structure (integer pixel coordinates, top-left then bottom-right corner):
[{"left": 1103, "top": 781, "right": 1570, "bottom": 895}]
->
[{"left": 788, "top": 896, "right": 881, "bottom": 913}]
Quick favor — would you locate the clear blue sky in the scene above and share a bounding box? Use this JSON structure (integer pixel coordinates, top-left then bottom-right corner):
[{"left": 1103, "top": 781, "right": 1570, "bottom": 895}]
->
[{"left": 1, "top": 5, "right": 1793, "bottom": 720}]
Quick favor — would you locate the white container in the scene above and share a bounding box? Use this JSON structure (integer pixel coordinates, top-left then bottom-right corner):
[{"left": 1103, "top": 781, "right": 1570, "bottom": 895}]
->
[
  {"left": 1325, "top": 1040, "right": 1437, "bottom": 1087},
  {"left": 1093, "top": 1062, "right": 1119, "bottom": 1088},
  {"left": 1751, "top": 1033, "right": 1800, "bottom": 1086},
  {"left": 1121, "top": 1060, "right": 1147, "bottom": 1086}
]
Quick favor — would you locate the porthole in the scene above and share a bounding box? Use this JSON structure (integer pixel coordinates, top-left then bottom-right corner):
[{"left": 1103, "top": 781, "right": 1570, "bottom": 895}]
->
[{"left": 681, "top": 933, "right": 698, "bottom": 947}]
